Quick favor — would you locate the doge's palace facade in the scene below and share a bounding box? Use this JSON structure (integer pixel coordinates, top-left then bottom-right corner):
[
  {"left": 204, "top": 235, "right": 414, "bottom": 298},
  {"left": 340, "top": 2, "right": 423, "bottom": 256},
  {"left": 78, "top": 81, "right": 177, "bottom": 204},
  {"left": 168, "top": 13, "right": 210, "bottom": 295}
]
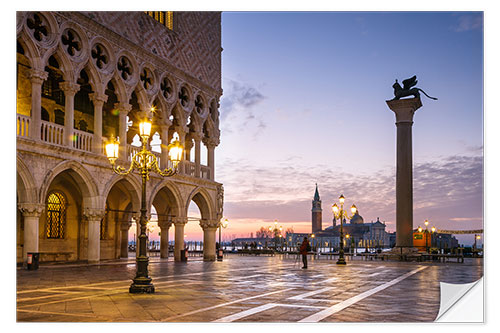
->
[{"left": 16, "top": 11, "right": 223, "bottom": 264}]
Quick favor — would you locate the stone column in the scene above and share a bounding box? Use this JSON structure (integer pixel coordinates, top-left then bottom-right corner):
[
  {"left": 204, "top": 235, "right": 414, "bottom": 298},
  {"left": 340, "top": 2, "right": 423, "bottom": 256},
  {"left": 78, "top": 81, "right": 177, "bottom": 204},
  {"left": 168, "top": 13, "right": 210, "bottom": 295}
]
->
[
  {"left": 203, "top": 138, "right": 219, "bottom": 181},
  {"left": 200, "top": 219, "right": 218, "bottom": 261},
  {"left": 185, "top": 136, "right": 194, "bottom": 162},
  {"left": 28, "top": 69, "right": 48, "bottom": 141},
  {"left": 115, "top": 103, "right": 132, "bottom": 160},
  {"left": 386, "top": 97, "right": 422, "bottom": 249},
  {"left": 18, "top": 203, "right": 44, "bottom": 261},
  {"left": 158, "top": 218, "right": 172, "bottom": 259},
  {"left": 159, "top": 124, "right": 171, "bottom": 170},
  {"left": 175, "top": 127, "right": 186, "bottom": 174},
  {"left": 192, "top": 132, "right": 202, "bottom": 178},
  {"left": 173, "top": 218, "right": 187, "bottom": 261},
  {"left": 59, "top": 82, "right": 80, "bottom": 147},
  {"left": 120, "top": 221, "right": 131, "bottom": 258},
  {"left": 84, "top": 208, "right": 106, "bottom": 264},
  {"left": 89, "top": 92, "right": 108, "bottom": 154}
]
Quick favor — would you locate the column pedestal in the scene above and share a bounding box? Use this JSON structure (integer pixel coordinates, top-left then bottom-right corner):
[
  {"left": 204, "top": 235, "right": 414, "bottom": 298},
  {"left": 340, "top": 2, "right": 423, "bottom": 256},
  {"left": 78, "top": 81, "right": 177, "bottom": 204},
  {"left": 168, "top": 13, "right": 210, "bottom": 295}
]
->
[{"left": 386, "top": 97, "right": 422, "bottom": 250}]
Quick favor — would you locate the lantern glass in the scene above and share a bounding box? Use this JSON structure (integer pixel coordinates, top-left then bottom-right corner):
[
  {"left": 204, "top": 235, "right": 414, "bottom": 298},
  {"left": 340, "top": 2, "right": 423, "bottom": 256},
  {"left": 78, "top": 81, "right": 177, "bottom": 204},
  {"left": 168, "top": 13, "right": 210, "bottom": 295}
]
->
[
  {"left": 168, "top": 139, "right": 184, "bottom": 166},
  {"left": 431, "top": 226, "right": 436, "bottom": 233},
  {"left": 105, "top": 139, "right": 119, "bottom": 162},
  {"left": 332, "top": 203, "right": 339, "bottom": 214},
  {"left": 139, "top": 120, "right": 152, "bottom": 138},
  {"left": 351, "top": 204, "right": 357, "bottom": 215},
  {"left": 339, "top": 195, "right": 345, "bottom": 204},
  {"left": 418, "top": 226, "right": 423, "bottom": 233}
]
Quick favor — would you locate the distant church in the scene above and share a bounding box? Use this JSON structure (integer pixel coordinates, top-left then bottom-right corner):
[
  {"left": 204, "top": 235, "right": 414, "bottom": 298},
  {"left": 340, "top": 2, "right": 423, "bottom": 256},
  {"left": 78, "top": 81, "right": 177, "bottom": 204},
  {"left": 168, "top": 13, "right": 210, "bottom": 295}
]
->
[{"left": 287, "top": 184, "right": 392, "bottom": 249}]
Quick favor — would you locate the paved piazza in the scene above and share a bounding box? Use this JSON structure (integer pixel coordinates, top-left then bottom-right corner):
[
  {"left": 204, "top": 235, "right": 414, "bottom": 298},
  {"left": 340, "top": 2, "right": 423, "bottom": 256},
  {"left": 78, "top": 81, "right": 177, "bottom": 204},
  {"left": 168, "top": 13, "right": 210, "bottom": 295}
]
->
[{"left": 16, "top": 255, "right": 483, "bottom": 322}]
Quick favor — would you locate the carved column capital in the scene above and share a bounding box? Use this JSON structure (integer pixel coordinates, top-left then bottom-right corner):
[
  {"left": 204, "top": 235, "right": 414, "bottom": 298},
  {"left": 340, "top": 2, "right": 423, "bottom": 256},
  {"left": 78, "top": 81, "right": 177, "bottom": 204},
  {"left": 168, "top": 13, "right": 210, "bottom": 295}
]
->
[
  {"left": 18, "top": 203, "right": 44, "bottom": 217},
  {"left": 114, "top": 102, "right": 133, "bottom": 114},
  {"left": 59, "top": 82, "right": 80, "bottom": 96},
  {"left": 120, "top": 221, "right": 132, "bottom": 231},
  {"left": 202, "top": 137, "right": 220, "bottom": 149},
  {"left": 28, "top": 69, "right": 48, "bottom": 84},
  {"left": 173, "top": 217, "right": 188, "bottom": 226},
  {"left": 89, "top": 92, "right": 108, "bottom": 105},
  {"left": 83, "top": 208, "right": 106, "bottom": 221},
  {"left": 158, "top": 220, "right": 173, "bottom": 230},
  {"left": 386, "top": 97, "right": 422, "bottom": 124},
  {"left": 199, "top": 219, "right": 219, "bottom": 230}
]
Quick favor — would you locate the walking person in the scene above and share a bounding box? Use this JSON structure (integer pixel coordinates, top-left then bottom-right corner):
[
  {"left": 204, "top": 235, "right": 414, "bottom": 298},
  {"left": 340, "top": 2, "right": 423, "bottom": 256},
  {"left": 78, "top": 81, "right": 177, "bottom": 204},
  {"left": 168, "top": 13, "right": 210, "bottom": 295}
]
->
[{"left": 300, "top": 237, "right": 311, "bottom": 269}]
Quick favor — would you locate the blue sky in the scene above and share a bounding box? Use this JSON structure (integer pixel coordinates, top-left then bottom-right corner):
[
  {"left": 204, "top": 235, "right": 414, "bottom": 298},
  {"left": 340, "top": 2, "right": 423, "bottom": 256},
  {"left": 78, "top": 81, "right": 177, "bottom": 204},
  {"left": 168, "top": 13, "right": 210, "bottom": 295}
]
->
[{"left": 208, "top": 11, "right": 484, "bottom": 245}]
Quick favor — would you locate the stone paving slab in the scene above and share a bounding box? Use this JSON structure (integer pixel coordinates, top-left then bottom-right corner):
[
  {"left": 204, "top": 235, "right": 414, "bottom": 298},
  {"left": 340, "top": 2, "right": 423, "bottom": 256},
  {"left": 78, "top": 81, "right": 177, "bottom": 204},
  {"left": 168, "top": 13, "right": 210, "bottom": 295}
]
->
[{"left": 17, "top": 255, "right": 483, "bottom": 322}]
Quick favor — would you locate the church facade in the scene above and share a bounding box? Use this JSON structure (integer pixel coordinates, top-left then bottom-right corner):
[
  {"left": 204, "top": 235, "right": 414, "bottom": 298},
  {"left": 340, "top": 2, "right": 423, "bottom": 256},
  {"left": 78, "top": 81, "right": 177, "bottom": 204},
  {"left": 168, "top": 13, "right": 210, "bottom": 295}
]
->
[{"left": 16, "top": 11, "right": 223, "bottom": 264}]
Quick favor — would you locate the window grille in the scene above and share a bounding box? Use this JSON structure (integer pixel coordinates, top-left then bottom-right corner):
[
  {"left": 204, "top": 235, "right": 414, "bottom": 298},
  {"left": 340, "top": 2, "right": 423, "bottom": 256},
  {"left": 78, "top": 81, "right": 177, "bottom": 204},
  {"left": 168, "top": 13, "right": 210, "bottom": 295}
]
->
[
  {"left": 145, "top": 11, "right": 173, "bottom": 30},
  {"left": 46, "top": 192, "right": 66, "bottom": 239}
]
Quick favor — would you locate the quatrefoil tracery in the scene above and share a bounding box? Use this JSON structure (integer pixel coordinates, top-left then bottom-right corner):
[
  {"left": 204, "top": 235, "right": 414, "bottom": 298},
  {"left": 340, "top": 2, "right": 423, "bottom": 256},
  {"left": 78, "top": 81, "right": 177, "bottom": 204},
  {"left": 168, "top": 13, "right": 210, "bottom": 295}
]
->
[
  {"left": 27, "top": 13, "right": 48, "bottom": 42},
  {"left": 117, "top": 57, "right": 132, "bottom": 80},
  {"left": 91, "top": 44, "right": 108, "bottom": 69},
  {"left": 61, "top": 29, "right": 81, "bottom": 56}
]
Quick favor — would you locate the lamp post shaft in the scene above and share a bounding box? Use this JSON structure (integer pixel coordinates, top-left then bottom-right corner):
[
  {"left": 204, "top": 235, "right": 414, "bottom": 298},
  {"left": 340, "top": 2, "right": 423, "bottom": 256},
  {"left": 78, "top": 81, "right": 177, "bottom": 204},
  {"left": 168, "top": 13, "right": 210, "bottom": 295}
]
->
[
  {"left": 337, "top": 205, "right": 346, "bottom": 265},
  {"left": 129, "top": 145, "right": 154, "bottom": 293}
]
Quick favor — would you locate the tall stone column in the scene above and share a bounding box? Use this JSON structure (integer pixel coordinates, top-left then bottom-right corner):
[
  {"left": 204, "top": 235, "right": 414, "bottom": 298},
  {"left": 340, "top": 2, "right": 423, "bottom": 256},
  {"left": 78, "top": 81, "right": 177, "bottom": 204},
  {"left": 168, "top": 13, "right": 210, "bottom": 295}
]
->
[
  {"left": 120, "top": 221, "right": 131, "bottom": 258},
  {"left": 203, "top": 137, "right": 219, "bottom": 181},
  {"left": 159, "top": 124, "right": 172, "bottom": 170},
  {"left": 89, "top": 92, "right": 108, "bottom": 154},
  {"left": 84, "top": 208, "right": 106, "bottom": 264},
  {"left": 173, "top": 218, "right": 187, "bottom": 261},
  {"left": 115, "top": 103, "right": 132, "bottom": 161},
  {"left": 200, "top": 219, "right": 218, "bottom": 261},
  {"left": 158, "top": 218, "right": 172, "bottom": 259},
  {"left": 28, "top": 69, "right": 48, "bottom": 141},
  {"left": 185, "top": 135, "right": 194, "bottom": 163},
  {"left": 175, "top": 127, "right": 186, "bottom": 174},
  {"left": 19, "top": 203, "right": 44, "bottom": 261},
  {"left": 59, "top": 82, "right": 80, "bottom": 147},
  {"left": 193, "top": 132, "right": 202, "bottom": 178},
  {"left": 386, "top": 97, "right": 422, "bottom": 249}
]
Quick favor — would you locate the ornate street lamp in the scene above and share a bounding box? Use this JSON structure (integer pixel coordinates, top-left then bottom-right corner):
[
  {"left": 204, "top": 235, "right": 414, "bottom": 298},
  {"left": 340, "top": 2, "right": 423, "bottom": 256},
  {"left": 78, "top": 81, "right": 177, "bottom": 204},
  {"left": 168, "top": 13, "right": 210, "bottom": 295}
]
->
[
  {"left": 332, "top": 194, "right": 357, "bottom": 265},
  {"left": 217, "top": 218, "right": 229, "bottom": 261},
  {"left": 106, "top": 119, "right": 183, "bottom": 293}
]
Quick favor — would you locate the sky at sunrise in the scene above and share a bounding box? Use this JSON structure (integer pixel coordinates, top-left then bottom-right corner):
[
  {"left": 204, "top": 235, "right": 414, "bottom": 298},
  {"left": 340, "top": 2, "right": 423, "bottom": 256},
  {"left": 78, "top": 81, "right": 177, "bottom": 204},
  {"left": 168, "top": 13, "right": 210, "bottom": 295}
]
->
[{"left": 168, "top": 11, "right": 484, "bottom": 246}]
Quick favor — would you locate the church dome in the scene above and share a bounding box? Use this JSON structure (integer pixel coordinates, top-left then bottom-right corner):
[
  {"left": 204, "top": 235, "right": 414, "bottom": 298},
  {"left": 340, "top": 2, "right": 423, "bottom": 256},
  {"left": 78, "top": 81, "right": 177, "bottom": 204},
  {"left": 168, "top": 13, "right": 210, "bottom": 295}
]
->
[{"left": 350, "top": 212, "right": 364, "bottom": 224}]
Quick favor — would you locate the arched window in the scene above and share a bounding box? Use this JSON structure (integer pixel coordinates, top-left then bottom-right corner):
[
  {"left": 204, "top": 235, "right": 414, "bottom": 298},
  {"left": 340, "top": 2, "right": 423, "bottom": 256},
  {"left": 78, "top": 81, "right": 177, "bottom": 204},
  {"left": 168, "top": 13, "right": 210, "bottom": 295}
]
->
[{"left": 46, "top": 191, "right": 66, "bottom": 239}]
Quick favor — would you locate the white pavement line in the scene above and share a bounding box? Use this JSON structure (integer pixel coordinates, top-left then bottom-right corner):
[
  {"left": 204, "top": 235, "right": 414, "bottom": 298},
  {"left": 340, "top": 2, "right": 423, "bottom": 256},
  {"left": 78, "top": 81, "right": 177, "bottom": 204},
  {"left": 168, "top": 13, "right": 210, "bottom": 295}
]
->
[
  {"left": 298, "top": 266, "right": 428, "bottom": 323},
  {"left": 17, "top": 308, "right": 97, "bottom": 318},
  {"left": 315, "top": 277, "right": 338, "bottom": 284},
  {"left": 287, "top": 287, "right": 335, "bottom": 300},
  {"left": 161, "top": 288, "right": 294, "bottom": 322},
  {"left": 275, "top": 303, "right": 328, "bottom": 309},
  {"left": 17, "top": 289, "right": 127, "bottom": 309},
  {"left": 213, "top": 303, "right": 277, "bottom": 322},
  {"left": 227, "top": 274, "right": 262, "bottom": 281}
]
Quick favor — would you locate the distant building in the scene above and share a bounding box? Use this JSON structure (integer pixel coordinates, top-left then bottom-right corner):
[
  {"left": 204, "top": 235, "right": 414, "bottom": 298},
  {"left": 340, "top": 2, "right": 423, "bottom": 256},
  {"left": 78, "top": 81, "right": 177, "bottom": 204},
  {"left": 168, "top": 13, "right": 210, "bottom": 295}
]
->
[{"left": 287, "top": 185, "right": 393, "bottom": 250}]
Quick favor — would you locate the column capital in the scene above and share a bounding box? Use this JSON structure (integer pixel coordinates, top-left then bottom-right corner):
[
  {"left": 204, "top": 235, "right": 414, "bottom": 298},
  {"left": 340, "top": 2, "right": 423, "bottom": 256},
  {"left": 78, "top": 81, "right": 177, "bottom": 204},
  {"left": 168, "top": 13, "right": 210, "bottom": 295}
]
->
[
  {"left": 18, "top": 203, "right": 44, "bottom": 217},
  {"left": 199, "top": 219, "right": 219, "bottom": 230},
  {"left": 114, "top": 102, "right": 133, "bottom": 113},
  {"left": 158, "top": 220, "right": 173, "bottom": 229},
  {"left": 83, "top": 208, "right": 106, "bottom": 221},
  {"left": 173, "top": 217, "right": 188, "bottom": 226},
  {"left": 89, "top": 92, "right": 108, "bottom": 104},
  {"left": 120, "top": 221, "right": 132, "bottom": 231},
  {"left": 386, "top": 97, "right": 422, "bottom": 124},
  {"left": 28, "top": 69, "right": 48, "bottom": 84},
  {"left": 202, "top": 137, "right": 220, "bottom": 149},
  {"left": 59, "top": 82, "right": 80, "bottom": 96}
]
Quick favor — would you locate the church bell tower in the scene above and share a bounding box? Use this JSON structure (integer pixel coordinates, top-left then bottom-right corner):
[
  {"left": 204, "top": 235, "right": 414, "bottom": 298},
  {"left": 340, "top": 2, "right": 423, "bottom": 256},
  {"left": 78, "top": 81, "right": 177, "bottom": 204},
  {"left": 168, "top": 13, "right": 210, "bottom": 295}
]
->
[{"left": 312, "top": 183, "right": 322, "bottom": 233}]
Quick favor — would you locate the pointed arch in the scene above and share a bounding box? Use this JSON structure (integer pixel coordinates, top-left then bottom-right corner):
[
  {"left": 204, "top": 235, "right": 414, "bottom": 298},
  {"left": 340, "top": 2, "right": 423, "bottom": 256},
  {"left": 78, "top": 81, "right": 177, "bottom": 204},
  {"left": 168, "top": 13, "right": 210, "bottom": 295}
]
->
[
  {"left": 186, "top": 186, "right": 214, "bottom": 220},
  {"left": 102, "top": 174, "right": 142, "bottom": 213},
  {"left": 39, "top": 160, "right": 100, "bottom": 208},
  {"left": 16, "top": 155, "right": 37, "bottom": 203},
  {"left": 149, "top": 179, "right": 184, "bottom": 218}
]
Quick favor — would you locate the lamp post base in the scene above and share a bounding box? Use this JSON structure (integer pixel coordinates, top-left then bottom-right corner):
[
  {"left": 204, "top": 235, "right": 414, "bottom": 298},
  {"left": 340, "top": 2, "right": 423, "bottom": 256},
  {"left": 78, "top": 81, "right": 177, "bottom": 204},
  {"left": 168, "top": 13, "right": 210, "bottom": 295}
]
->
[
  {"left": 129, "top": 281, "right": 155, "bottom": 293},
  {"left": 336, "top": 257, "right": 347, "bottom": 265}
]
